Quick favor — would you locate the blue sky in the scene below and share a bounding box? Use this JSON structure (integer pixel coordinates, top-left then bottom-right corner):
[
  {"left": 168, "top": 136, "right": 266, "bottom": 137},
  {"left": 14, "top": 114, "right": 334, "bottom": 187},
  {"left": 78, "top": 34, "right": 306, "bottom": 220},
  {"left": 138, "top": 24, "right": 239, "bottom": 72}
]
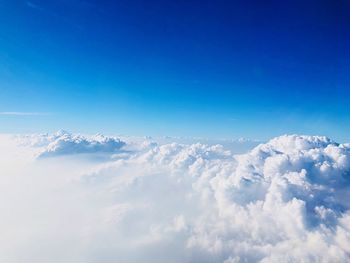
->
[{"left": 0, "top": 0, "right": 349, "bottom": 141}]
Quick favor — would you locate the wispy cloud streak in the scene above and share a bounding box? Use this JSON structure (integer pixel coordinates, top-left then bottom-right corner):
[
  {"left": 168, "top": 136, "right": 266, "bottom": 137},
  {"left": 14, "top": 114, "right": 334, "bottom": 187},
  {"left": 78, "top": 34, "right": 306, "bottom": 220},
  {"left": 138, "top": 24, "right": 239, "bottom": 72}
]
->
[
  {"left": 26, "top": 1, "right": 83, "bottom": 30},
  {"left": 26, "top": 1, "right": 44, "bottom": 11},
  {"left": 0, "top": 112, "right": 50, "bottom": 116}
]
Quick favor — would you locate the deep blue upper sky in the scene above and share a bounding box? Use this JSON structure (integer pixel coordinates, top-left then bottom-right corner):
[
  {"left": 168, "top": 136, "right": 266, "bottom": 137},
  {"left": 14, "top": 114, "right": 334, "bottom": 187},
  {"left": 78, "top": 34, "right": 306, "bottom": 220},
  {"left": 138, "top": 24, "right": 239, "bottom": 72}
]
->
[{"left": 0, "top": 0, "right": 349, "bottom": 141}]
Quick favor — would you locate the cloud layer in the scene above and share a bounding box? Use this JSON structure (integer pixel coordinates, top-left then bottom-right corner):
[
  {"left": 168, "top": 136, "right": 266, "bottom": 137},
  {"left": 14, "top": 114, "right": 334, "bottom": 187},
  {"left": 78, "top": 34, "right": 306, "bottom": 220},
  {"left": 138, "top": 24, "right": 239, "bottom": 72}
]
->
[
  {"left": 1, "top": 133, "right": 350, "bottom": 262},
  {"left": 17, "top": 130, "right": 126, "bottom": 157}
]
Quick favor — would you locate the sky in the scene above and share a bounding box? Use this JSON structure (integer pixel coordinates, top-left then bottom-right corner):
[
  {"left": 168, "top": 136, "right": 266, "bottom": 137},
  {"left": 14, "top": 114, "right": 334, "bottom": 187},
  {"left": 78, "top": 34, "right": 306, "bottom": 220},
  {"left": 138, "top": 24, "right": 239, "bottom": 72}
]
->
[{"left": 0, "top": 0, "right": 349, "bottom": 141}]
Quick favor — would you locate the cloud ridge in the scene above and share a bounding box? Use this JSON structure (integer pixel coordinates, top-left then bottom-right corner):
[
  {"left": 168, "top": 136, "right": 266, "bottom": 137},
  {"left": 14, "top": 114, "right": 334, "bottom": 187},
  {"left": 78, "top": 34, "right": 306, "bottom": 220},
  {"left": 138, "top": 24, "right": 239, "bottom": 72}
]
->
[{"left": 2, "top": 133, "right": 350, "bottom": 262}]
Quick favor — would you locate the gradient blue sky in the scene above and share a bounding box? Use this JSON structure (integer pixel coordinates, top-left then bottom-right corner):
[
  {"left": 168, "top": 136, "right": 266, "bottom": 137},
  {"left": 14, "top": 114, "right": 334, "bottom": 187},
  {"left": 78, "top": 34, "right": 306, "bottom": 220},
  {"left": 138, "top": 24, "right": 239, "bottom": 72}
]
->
[{"left": 0, "top": 0, "right": 349, "bottom": 141}]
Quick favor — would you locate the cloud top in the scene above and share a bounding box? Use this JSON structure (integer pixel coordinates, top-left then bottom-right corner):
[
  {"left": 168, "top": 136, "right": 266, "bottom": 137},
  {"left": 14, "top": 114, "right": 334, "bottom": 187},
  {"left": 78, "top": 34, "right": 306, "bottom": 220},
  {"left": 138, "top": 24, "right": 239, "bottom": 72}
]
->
[
  {"left": 17, "top": 130, "right": 126, "bottom": 157},
  {"left": 80, "top": 134, "right": 350, "bottom": 262},
  {"left": 1, "top": 133, "right": 350, "bottom": 262}
]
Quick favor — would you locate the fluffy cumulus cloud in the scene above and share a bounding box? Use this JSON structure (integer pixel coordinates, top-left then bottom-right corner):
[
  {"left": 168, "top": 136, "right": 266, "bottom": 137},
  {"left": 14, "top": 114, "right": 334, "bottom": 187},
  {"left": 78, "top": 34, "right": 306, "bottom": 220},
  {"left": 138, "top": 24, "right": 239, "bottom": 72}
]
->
[
  {"left": 1, "top": 133, "right": 350, "bottom": 262},
  {"left": 17, "top": 130, "right": 126, "bottom": 157}
]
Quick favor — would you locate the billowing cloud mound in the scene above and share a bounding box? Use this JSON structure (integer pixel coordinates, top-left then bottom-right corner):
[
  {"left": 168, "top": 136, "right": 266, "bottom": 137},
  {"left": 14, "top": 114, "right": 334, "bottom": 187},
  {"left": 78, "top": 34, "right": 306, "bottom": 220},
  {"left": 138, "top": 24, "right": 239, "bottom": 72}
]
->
[
  {"left": 17, "top": 130, "right": 126, "bottom": 157},
  {"left": 185, "top": 135, "right": 350, "bottom": 262},
  {"left": 1, "top": 133, "right": 350, "bottom": 262}
]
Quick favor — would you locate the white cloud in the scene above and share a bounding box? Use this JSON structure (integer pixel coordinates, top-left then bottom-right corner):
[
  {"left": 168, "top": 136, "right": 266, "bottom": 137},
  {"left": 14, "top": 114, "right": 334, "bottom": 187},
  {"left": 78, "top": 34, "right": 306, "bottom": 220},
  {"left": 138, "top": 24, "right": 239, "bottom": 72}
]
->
[
  {"left": 1, "top": 133, "right": 350, "bottom": 262},
  {"left": 0, "top": 111, "right": 49, "bottom": 116},
  {"left": 17, "top": 130, "right": 126, "bottom": 157}
]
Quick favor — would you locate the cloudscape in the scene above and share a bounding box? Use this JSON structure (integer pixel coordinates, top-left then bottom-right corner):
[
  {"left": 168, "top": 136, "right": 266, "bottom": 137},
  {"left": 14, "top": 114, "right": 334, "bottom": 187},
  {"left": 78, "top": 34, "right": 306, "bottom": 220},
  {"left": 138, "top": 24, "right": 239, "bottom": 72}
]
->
[
  {"left": 1, "top": 132, "right": 350, "bottom": 262},
  {"left": 0, "top": 0, "right": 350, "bottom": 262}
]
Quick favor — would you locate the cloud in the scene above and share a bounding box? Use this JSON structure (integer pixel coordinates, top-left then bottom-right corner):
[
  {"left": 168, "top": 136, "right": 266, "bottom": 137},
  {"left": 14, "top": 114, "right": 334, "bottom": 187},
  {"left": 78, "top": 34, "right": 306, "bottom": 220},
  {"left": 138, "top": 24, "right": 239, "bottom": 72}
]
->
[
  {"left": 1, "top": 133, "right": 350, "bottom": 262},
  {"left": 0, "top": 111, "right": 49, "bottom": 116},
  {"left": 26, "top": 1, "right": 44, "bottom": 11},
  {"left": 17, "top": 130, "right": 126, "bottom": 157},
  {"left": 25, "top": 1, "right": 83, "bottom": 30}
]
